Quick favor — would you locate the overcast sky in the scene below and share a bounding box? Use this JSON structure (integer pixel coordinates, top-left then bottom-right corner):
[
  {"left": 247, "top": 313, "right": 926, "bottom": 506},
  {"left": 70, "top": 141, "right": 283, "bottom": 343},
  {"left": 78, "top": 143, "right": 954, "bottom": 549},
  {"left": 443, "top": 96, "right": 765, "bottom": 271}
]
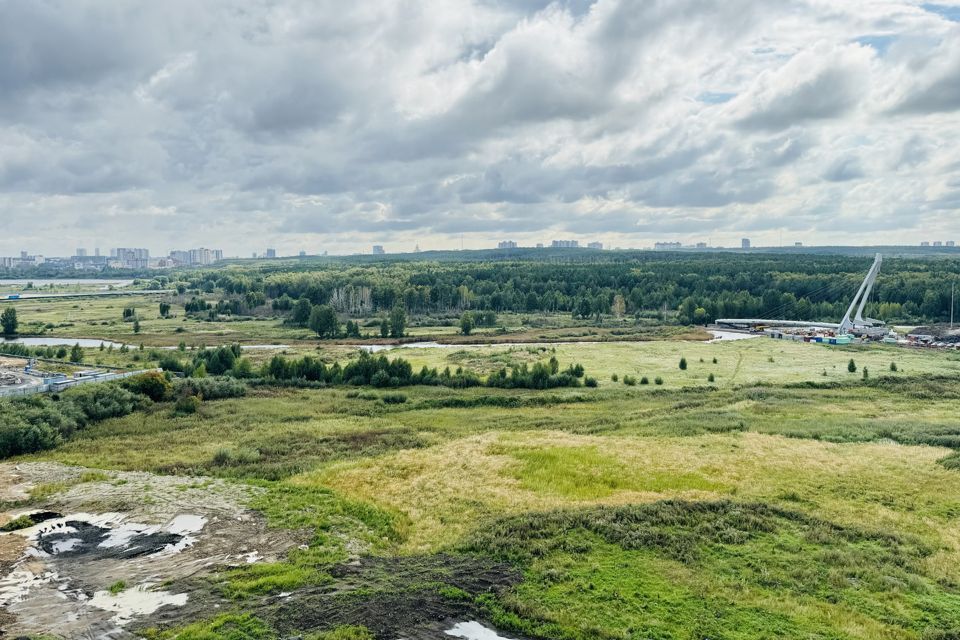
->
[{"left": 2, "top": 0, "right": 959, "bottom": 256}]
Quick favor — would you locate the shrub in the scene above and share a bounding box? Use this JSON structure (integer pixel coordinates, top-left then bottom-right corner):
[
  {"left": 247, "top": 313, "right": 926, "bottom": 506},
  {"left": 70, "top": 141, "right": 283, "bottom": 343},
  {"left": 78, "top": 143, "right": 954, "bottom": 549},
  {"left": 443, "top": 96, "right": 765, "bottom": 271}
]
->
[
  {"left": 712, "top": 357, "right": 718, "bottom": 364},
  {"left": 174, "top": 394, "right": 202, "bottom": 415},
  {"left": 381, "top": 392, "right": 408, "bottom": 404},
  {"left": 173, "top": 376, "right": 246, "bottom": 400},
  {"left": 370, "top": 370, "right": 391, "bottom": 388},
  {"left": 66, "top": 384, "right": 145, "bottom": 422},
  {"left": 123, "top": 371, "right": 172, "bottom": 402},
  {"left": 890, "top": 362, "right": 898, "bottom": 372},
  {"left": 708, "top": 373, "right": 715, "bottom": 383},
  {"left": 1, "top": 514, "right": 38, "bottom": 532},
  {"left": 622, "top": 375, "right": 637, "bottom": 386},
  {"left": 862, "top": 367, "right": 869, "bottom": 380},
  {"left": 679, "top": 357, "right": 687, "bottom": 370},
  {"left": 654, "top": 376, "right": 664, "bottom": 385},
  {"left": 611, "top": 373, "right": 618, "bottom": 382},
  {"left": 584, "top": 376, "right": 598, "bottom": 388},
  {"left": 848, "top": 359, "right": 857, "bottom": 373}
]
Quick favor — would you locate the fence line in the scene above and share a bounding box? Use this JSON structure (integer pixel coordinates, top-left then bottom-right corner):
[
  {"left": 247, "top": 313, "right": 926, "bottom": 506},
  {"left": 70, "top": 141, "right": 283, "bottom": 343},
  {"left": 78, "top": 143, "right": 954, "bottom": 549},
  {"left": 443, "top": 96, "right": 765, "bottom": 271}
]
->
[{"left": 0, "top": 368, "right": 160, "bottom": 398}]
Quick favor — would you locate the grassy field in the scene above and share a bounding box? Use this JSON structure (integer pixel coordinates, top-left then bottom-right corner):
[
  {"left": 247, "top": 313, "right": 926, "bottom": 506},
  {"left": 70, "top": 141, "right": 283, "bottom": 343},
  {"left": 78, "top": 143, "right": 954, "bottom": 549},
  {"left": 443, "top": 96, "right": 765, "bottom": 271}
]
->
[
  {"left": 10, "top": 332, "right": 960, "bottom": 639},
  {"left": 5, "top": 294, "right": 706, "bottom": 349}
]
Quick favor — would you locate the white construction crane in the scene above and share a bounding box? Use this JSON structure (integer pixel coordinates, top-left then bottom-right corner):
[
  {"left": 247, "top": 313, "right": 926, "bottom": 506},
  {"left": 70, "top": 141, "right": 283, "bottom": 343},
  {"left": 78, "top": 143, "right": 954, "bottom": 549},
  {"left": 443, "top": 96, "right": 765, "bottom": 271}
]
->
[{"left": 716, "top": 253, "right": 884, "bottom": 334}]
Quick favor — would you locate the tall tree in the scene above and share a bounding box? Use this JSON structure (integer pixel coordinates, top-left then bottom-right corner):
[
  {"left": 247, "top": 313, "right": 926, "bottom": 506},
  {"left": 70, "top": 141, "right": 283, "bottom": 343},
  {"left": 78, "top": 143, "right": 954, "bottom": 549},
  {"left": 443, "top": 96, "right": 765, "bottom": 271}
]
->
[
  {"left": 0, "top": 307, "right": 17, "bottom": 336},
  {"left": 292, "top": 297, "right": 313, "bottom": 326},
  {"left": 308, "top": 305, "right": 339, "bottom": 338},
  {"left": 389, "top": 305, "right": 406, "bottom": 338},
  {"left": 459, "top": 312, "right": 474, "bottom": 336}
]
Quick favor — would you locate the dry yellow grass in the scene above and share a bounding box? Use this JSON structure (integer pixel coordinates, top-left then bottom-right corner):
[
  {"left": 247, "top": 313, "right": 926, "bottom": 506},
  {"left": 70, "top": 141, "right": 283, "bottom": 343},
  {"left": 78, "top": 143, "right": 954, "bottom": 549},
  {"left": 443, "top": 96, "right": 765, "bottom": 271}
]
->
[{"left": 311, "top": 430, "right": 960, "bottom": 560}]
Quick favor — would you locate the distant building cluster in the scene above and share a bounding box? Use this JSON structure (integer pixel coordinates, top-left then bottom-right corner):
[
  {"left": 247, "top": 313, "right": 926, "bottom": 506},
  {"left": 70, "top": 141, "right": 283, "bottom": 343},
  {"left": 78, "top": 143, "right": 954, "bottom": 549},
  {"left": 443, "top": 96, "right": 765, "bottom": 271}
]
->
[
  {"left": 921, "top": 240, "right": 955, "bottom": 247},
  {"left": 1, "top": 247, "right": 223, "bottom": 271},
  {"left": 493, "top": 239, "right": 604, "bottom": 250},
  {"left": 0, "top": 251, "right": 45, "bottom": 269},
  {"left": 112, "top": 248, "right": 150, "bottom": 269},
  {"left": 167, "top": 248, "right": 224, "bottom": 267},
  {"left": 372, "top": 245, "right": 385, "bottom": 255},
  {"left": 654, "top": 242, "right": 682, "bottom": 251}
]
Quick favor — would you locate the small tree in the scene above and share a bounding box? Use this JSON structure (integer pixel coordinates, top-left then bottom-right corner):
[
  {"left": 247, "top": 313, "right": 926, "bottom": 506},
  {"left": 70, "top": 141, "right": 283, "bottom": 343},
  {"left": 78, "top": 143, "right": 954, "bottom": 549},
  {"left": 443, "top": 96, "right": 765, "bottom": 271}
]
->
[
  {"left": 389, "top": 305, "right": 406, "bottom": 338},
  {"left": 1, "top": 307, "right": 18, "bottom": 336},
  {"left": 291, "top": 298, "right": 313, "bottom": 326},
  {"left": 890, "top": 362, "right": 898, "bottom": 372},
  {"left": 708, "top": 373, "right": 715, "bottom": 383},
  {"left": 380, "top": 319, "right": 389, "bottom": 338},
  {"left": 159, "top": 302, "right": 171, "bottom": 318},
  {"left": 848, "top": 358, "right": 857, "bottom": 373},
  {"left": 679, "top": 356, "right": 688, "bottom": 370},
  {"left": 862, "top": 367, "right": 869, "bottom": 380},
  {"left": 308, "top": 305, "right": 339, "bottom": 339},
  {"left": 133, "top": 319, "right": 141, "bottom": 334},
  {"left": 69, "top": 343, "right": 84, "bottom": 363},
  {"left": 459, "top": 312, "right": 474, "bottom": 336}
]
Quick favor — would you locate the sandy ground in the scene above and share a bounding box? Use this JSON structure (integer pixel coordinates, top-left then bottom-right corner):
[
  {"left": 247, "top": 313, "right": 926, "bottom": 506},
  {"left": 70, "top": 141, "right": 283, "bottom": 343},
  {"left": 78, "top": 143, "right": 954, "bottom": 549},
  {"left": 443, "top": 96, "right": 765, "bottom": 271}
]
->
[{"left": 0, "top": 462, "right": 301, "bottom": 639}]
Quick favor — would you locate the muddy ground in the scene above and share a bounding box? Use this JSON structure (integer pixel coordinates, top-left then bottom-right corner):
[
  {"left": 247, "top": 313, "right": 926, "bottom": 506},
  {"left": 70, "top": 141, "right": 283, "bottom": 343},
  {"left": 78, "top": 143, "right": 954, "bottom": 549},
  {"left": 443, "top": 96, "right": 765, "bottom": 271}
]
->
[
  {"left": 0, "top": 462, "right": 300, "bottom": 639},
  {"left": 0, "top": 463, "right": 527, "bottom": 640}
]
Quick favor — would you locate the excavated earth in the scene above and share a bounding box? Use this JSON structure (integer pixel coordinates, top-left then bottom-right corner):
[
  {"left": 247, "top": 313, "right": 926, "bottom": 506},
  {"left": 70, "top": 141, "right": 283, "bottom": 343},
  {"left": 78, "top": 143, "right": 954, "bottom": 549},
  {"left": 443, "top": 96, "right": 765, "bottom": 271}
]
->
[{"left": 0, "top": 462, "right": 300, "bottom": 639}]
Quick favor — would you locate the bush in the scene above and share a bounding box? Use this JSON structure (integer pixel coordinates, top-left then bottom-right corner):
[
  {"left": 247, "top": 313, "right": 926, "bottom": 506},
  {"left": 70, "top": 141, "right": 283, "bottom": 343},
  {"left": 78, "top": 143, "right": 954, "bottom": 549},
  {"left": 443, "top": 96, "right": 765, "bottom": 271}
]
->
[
  {"left": 174, "top": 394, "right": 202, "bottom": 415},
  {"left": 611, "top": 373, "right": 618, "bottom": 382},
  {"left": 370, "top": 370, "right": 391, "bottom": 388},
  {"left": 890, "top": 362, "right": 898, "bottom": 372},
  {"left": 173, "top": 376, "right": 246, "bottom": 400},
  {"left": 123, "top": 371, "right": 172, "bottom": 402},
  {"left": 848, "top": 359, "right": 857, "bottom": 373},
  {"left": 381, "top": 392, "right": 408, "bottom": 404},
  {"left": 708, "top": 373, "right": 715, "bottom": 383},
  {"left": 679, "top": 356, "right": 687, "bottom": 370},
  {"left": 639, "top": 376, "right": 649, "bottom": 385},
  {"left": 654, "top": 376, "right": 664, "bottom": 385},
  {"left": 584, "top": 377, "right": 598, "bottom": 388},
  {"left": 66, "top": 384, "right": 145, "bottom": 422}
]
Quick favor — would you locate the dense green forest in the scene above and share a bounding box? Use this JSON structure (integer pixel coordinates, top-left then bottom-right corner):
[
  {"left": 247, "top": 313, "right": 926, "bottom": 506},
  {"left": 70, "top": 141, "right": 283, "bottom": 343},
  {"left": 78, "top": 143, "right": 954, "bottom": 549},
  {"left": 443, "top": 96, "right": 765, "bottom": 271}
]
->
[{"left": 168, "top": 251, "right": 960, "bottom": 325}]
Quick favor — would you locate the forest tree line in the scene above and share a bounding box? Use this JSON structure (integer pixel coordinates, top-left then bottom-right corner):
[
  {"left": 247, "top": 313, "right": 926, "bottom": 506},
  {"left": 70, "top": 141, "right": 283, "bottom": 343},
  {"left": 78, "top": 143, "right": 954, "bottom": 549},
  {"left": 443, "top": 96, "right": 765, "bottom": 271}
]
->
[{"left": 164, "top": 253, "right": 960, "bottom": 325}]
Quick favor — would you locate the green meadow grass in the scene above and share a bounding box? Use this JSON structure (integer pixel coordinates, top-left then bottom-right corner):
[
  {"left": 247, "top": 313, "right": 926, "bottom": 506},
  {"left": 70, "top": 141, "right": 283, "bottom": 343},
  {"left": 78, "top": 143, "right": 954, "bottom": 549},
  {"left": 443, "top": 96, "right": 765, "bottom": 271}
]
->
[{"left": 20, "top": 339, "right": 960, "bottom": 639}]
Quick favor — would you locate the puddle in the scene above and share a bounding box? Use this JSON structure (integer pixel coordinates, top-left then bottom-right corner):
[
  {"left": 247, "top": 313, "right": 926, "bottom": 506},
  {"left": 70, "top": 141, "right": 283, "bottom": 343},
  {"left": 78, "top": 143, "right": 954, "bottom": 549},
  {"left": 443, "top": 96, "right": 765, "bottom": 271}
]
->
[
  {"left": 27, "top": 513, "right": 195, "bottom": 560},
  {"left": 0, "top": 511, "right": 206, "bottom": 632},
  {"left": 446, "top": 621, "right": 518, "bottom": 640},
  {"left": 358, "top": 341, "right": 447, "bottom": 352},
  {"left": 3, "top": 337, "right": 126, "bottom": 348},
  {"left": 706, "top": 330, "right": 761, "bottom": 343},
  {"left": 88, "top": 583, "right": 188, "bottom": 626}
]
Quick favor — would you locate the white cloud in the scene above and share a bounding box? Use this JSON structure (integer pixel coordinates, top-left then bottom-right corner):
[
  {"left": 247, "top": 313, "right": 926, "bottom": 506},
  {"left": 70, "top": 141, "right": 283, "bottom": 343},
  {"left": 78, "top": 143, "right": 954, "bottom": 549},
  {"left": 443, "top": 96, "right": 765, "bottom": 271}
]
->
[{"left": 0, "top": 0, "right": 958, "bottom": 255}]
